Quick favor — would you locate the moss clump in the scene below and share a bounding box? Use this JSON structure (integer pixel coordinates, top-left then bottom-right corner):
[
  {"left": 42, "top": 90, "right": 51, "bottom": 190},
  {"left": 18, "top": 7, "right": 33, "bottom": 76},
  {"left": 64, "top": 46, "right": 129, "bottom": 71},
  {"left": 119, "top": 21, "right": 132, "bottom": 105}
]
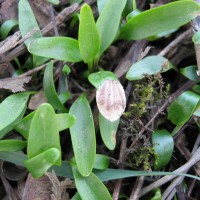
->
[{"left": 129, "top": 145, "right": 155, "bottom": 171}]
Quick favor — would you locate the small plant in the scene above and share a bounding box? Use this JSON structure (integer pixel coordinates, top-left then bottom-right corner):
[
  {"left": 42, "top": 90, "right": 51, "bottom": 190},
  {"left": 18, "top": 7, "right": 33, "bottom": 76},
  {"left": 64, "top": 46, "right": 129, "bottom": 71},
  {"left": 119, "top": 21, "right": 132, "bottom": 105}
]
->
[{"left": 1, "top": 0, "right": 200, "bottom": 199}]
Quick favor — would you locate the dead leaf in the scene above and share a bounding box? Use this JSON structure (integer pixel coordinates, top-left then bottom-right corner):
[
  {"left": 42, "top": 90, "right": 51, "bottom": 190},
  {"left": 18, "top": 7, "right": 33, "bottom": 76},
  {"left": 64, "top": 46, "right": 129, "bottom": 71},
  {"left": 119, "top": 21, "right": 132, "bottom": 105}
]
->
[
  {"left": 0, "top": 76, "right": 31, "bottom": 92},
  {"left": 22, "top": 173, "right": 71, "bottom": 200},
  {"left": 28, "top": 90, "right": 47, "bottom": 110},
  {"left": 46, "top": 172, "right": 72, "bottom": 200},
  {"left": 22, "top": 174, "right": 52, "bottom": 200}
]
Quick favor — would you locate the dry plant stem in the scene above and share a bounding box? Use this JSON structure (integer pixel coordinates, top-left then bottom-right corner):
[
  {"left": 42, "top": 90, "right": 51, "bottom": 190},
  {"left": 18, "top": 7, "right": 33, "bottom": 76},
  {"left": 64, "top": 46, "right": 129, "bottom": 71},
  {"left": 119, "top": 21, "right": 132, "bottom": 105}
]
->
[
  {"left": 163, "top": 133, "right": 200, "bottom": 199},
  {"left": 0, "top": 28, "right": 38, "bottom": 55},
  {"left": 139, "top": 146, "right": 200, "bottom": 197},
  {"left": 158, "top": 28, "right": 192, "bottom": 57},
  {"left": 49, "top": 4, "right": 59, "bottom": 36},
  {"left": 187, "top": 178, "right": 197, "bottom": 197},
  {"left": 129, "top": 176, "right": 144, "bottom": 200},
  {"left": 166, "top": 191, "right": 177, "bottom": 200},
  {"left": 112, "top": 135, "right": 128, "bottom": 200},
  {"left": 19, "top": 60, "right": 58, "bottom": 77},
  {"left": 162, "top": 176, "right": 185, "bottom": 200}
]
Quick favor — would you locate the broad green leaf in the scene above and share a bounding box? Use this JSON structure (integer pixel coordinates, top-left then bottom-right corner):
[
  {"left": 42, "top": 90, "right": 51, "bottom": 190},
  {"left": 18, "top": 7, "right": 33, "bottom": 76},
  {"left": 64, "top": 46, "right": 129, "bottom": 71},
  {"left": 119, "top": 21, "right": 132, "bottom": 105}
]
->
[
  {"left": 72, "top": 166, "right": 112, "bottom": 200},
  {"left": 119, "top": 1, "right": 200, "bottom": 40},
  {"left": 88, "top": 71, "right": 117, "bottom": 88},
  {"left": 24, "top": 148, "right": 60, "bottom": 178},
  {"left": 94, "top": 154, "right": 109, "bottom": 170},
  {"left": 43, "top": 62, "right": 67, "bottom": 112},
  {"left": 152, "top": 129, "right": 174, "bottom": 170},
  {"left": 14, "top": 111, "right": 75, "bottom": 139},
  {"left": 97, "top": 0, "right": 109, "bottom": 14},
  {"left": 99, "top": 113, "right": 119, "bottom": 150},
  {"left": 126, "top": 9, "right": 141, "bottom": 21},
  {"left": 18, "top": 0, "right": 47, "bottom": 66},
  {"left": 28, "top": 37, "right": 82, "bottom": 62},
  {"left": 0, "top": 140, "right": 26, "bottom": 152},
  {"left": 192, "top": 30, "right": 200, "bottom": 44},
  {"left": 180, "top": 65, "right": 199, "bottom": 82},
  {"left": 28, "top": 103, "right": 61, "bottom": 165},
  {"left": 18, "top": 0, "right": 42, "bottom": 46},
  {"left": 79, "top": 4, "right": 100, "bottom": 63},
  {"left": 0, "top": 19, "right": 18, "bottom": 39},
  {"left": 96, "top": 0, "right": 127, "bottom": 56},
  {"left": 56, "top": 113, "right": 76, "bottom": 131},
  {"left": 69, "top": 96, "right": 96, "bottom": 176},
  {"left": 0, "top": 93, "right": 30, "bottom": 138},
  {"left": 47, "top": 0, "right": 59, "bottom": 5},
  {"left": 71, "top": 193, "right": 82, "bottom": 200},
  {"left": 126, "top": 56, "right": 173, "bottom": 80},
  {"left": 14, "top": 111, "right": 35, "bottom": 139},
  {"left": 168, "top": 91, "right": 200, "bottom": 125}
]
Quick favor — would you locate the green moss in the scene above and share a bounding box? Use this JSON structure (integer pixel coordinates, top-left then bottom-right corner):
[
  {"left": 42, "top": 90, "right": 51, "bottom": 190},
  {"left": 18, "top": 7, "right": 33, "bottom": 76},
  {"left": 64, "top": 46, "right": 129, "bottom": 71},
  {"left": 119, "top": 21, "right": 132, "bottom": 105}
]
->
[{"left": 129, "top": 145, "right": 155, "bottom": 171}]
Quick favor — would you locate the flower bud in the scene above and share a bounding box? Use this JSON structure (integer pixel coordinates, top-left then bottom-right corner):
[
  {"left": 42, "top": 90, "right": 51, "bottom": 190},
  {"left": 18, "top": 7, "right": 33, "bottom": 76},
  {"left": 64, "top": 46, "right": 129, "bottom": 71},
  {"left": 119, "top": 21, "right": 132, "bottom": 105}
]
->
[{"left": 96, "top": 79, "right": 126, "bottom": 121}]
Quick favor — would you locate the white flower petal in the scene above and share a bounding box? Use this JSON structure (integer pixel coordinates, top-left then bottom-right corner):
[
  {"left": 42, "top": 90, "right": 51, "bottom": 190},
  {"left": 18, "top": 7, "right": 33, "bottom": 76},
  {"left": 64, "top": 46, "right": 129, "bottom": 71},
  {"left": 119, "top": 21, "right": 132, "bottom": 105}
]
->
[{"left": 96, "top": 80, "right": 126, "bottom": 121}]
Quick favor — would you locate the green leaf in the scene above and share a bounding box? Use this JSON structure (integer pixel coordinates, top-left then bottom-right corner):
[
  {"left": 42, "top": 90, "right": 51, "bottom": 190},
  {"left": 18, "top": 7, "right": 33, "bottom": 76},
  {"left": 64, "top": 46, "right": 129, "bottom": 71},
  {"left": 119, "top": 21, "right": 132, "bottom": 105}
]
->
[
  {"left": 168, "top": 91, "right": 200, "bottom": 125},
  {"left": 0, "top": 93, "right": 30, "bottom": 139},
  {"left": 28, "top": 37, "right": 82, "bottom": 62},
  {"left": 194, "top": 105, "right": 200, "bottom": 117},
  {"left": 1, "top": 152, "right": 200, "bottom": 183},
  {"left": 71, "top": 193, "right": 82, "bottom": 200},
  {"left": 0, "top": 140, "right": 27, "bottom": 152},
  {"left": 99, "top": 113, "right": 119, "bottom": 150},
  {"left": 72, "top": 166, "right": 112, "bottom": 200},
  {"left": 79, "top": 4, "right": 100, "bottom": 63},
  {"left": 0, "top": 19, "right": 18, "bottom": 39},
  {"left": 94, "top": 154, "right": 109, "bottom": 170},
  {"left": 119, "top": 0, "right": 200, "bottom": 40},
  {"left": 96, "top": 0, "right": 127, "bottom": 56},
  {"left": 14, "top": 111, "right": 35, "bottom": 140},
  {"left": 97, "top": 0, "right": 109, "bottom": 14},
  {"left": 24, "top": 148, "right": 60, "bottom": 178},
  {"left": 69, "top": 96, "right": 96, "bottom": 176},
  {"left": 192, "top": 30, "right": 200, "bottom": 44},
  {"left": 88, "top": 71, "right": 117, "bottom": 88},
  {"left": 18, "top": 0, "right": 42, "bottom": 46},
  {"left": 150, "top": 189, "right": 162, "bottom": 200},
  {"left": 126, "top": 56, "right": 173, "bottom": 80},
  {"left": 70, "top": 0, "right": 82, "bottom": 4},
  {"left": 192, "top": 85, "right": 200, "bottom": 95},
  {"left": 47, "top": 0, "right": 59, "bottom": 5},
  {"left": 14, "top": 111, "right": 75, "bottom": 139},
  {"left": 93, "top": 168, "right": 200, "bottom": 182},
  {"left": 43, "top": 62, "right": 67, "bottom": 112},
  {"left": 180, "top": 65, "right": 199, "bottom": 82},
  {"left": 18, "top": 0, "right": 47, "bottom": 66},
  {"left": 126, "top": 9, "right": 141, "bottom": 21},
  {"left": 56, "top": 113, "right": 76, "bottom": 131},
  {"left": 152, "top": 129, "right": 174, "bottom": 170},
  {"left": 27, "top": 103, "right": 61, "bottom": 165}
]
